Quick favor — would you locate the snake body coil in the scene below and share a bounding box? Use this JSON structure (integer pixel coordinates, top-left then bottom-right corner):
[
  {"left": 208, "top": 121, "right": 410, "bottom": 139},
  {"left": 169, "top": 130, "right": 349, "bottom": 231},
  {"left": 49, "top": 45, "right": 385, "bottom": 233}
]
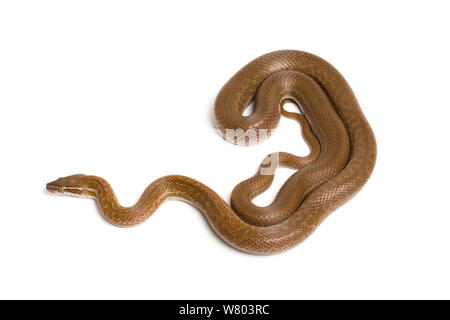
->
[{"left": 47, "top": 50, "right": 376, "bottom": 254}]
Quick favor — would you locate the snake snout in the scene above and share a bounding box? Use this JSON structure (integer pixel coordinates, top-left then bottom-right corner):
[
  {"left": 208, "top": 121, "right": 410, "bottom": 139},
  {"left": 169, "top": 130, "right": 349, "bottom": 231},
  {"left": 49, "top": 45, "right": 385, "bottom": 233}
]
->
[
  {"left": 46, "top": 175, "right": 88, "bottom": 195},
  {"left": 46, "top": 181, "right": 63, "bottom": 193}
]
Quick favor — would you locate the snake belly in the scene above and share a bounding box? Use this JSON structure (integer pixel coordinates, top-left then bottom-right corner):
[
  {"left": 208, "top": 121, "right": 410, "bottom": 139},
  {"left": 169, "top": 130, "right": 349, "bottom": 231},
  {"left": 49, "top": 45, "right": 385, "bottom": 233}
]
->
[{"left": 46, "top": 50, "right": 376, "bottom": 254}]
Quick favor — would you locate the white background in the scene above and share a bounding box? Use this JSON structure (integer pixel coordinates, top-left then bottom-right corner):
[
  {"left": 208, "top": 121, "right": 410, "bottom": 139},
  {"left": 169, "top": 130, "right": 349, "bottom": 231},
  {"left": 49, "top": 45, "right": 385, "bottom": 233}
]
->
[{"left": 1, "top": 1, "right": 449, "bottom": 299}]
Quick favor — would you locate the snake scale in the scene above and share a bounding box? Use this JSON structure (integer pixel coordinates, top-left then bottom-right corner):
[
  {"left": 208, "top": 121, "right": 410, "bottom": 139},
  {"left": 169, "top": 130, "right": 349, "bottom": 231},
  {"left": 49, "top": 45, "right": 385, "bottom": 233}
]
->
[{"left": 46, "top": 50, "right": 376, "bottom": 254}]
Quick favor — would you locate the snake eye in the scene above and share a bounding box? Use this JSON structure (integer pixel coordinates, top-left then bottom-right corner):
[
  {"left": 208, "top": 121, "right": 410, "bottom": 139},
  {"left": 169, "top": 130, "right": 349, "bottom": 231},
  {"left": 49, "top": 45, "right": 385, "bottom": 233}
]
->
[{"left": 58, "top": 187, "right": 65, "bottom": 193}]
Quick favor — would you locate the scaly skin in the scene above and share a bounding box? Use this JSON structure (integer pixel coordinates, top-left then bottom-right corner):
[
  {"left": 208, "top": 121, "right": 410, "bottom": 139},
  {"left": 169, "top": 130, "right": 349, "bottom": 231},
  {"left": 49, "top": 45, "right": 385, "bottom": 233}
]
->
[{"left": 46, "top": 50, "right": 376, "bottom": 254}]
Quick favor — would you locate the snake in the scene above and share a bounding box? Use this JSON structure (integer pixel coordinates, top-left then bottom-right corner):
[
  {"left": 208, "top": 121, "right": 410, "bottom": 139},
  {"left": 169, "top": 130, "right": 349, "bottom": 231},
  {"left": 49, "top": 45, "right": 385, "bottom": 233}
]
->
[{"left": 46, "top": 50, "right": 376, "bottom": 255}]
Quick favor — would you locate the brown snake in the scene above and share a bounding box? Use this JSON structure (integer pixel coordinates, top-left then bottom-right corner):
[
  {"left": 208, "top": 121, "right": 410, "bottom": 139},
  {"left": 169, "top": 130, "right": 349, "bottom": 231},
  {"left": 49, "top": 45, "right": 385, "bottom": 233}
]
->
[{"left": 46, "top": 50, "right": 376, "bottom": 254}]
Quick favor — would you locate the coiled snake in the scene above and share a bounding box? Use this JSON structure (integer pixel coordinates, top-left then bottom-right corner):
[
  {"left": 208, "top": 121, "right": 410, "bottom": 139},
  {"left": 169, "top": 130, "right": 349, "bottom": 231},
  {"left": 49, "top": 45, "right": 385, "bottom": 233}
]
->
[{"left": 46, "top": 50, "right": 376, "bottom": 254}]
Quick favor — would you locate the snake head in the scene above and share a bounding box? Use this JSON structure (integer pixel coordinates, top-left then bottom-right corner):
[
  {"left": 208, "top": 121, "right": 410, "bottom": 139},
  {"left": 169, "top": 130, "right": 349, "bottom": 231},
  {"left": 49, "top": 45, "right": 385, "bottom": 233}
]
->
[{"left": 46, "top": 174, "right": 89, "bottom": 196}]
